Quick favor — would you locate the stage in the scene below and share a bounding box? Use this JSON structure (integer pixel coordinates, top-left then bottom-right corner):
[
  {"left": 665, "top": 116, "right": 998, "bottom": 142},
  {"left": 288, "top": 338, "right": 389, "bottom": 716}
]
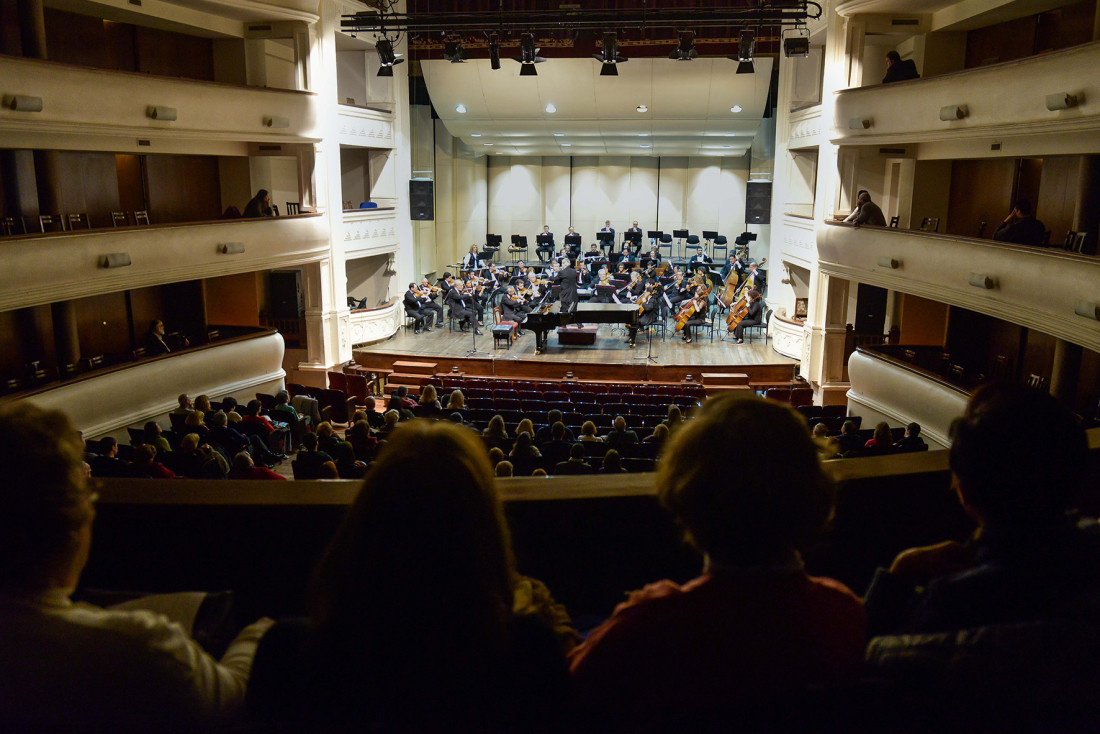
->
[{"left": 353, "top": 321, "right": 799, "bottom": 388}]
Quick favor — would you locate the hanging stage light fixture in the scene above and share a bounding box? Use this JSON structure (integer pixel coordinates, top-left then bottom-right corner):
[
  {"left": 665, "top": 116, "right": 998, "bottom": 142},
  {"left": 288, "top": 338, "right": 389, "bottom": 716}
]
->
[{"left": 594, "top": 32, "right": 628, "bottom": 76}]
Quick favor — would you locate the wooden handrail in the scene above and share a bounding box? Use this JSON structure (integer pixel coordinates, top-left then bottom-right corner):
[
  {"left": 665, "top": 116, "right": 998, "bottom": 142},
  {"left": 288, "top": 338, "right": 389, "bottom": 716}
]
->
[{"left": 0, "top": 212, "right": 323, "bottom": 243}]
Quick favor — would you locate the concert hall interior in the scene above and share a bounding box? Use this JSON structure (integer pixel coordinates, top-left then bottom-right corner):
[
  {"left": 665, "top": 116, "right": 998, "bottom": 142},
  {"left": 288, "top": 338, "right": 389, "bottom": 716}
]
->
[{"left": 2, "top": 0, "right": 1100, "bottom": 730}]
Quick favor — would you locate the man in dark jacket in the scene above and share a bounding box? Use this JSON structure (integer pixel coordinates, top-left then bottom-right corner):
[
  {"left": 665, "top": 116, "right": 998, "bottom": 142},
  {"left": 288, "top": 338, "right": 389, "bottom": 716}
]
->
[
  {"left": 992, "top": 199, "right": 1046, "bottom": 246},
  {"left": 882, "top": 51, "right": 919, "bottom": 83}
]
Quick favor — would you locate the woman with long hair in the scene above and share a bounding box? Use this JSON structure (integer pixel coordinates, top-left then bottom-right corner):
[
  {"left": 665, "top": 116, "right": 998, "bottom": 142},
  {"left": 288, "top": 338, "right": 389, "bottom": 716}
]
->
[
  {"left": 248, "top": 421, "right": 569, "bottom": 731},
  {"left": 242, "top": 189, "right": 274, "bottom": 218}
]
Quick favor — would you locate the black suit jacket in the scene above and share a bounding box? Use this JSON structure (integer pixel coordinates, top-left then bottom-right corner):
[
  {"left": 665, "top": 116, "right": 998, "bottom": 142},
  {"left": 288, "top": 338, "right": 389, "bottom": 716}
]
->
[
  {"left": 500, "top": 296, "right": 527, "bottom": 323},
  {"left": 403, "top": 290, "right": 425, "bottom": 313},
  {"left": 555, "top": 267, "right": 579, "bottom": 305}
]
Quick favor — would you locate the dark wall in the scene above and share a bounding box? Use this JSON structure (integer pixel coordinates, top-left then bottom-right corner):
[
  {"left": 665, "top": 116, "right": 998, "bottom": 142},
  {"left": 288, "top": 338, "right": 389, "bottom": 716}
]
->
[
  {"left": 964, "top": 0, "right": 1096, "bottom": 69},
  {"left": 946, "top": 159, "right": 1016, "bottom": 238},
  {"left": 144, "top": 155, "right": 223, "bottom": 224}
]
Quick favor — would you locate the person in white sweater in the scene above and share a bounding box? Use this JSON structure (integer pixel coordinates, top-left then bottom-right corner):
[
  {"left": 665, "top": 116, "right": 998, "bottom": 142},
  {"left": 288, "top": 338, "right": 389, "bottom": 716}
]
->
[{"left": 0, "top": 402, "right": 272, "bottom": 732}]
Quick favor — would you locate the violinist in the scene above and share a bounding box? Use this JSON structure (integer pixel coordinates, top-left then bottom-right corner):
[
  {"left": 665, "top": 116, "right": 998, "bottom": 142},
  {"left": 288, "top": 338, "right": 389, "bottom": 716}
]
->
[
  {"left": 665, "top": 268, "right": 689, "bottom": 315},
  {"left": 590, "top": 266, "right": 613, "bottom": 304},
  {"left": 417, "top": 278, "right": 445, "bottom": 324},
  {"left": 465, "top": 277, "right": 487, "bottom": 324},
  {"left": 626, "top": 282, "right": 660, "bottom": 348},
  {"left": 445, "top": 280, "right": 482, "bottom": 335},
  {"left": 500, "top": 286, "right": 530, "bottom": 336},
  {"left": 679, "top": 285, "right": 710, "bottom": 344},
  {"left": 628, "top": 270, "right": 646, "bottom": 301},
  {"left": 731, "top": 288, "right": 764, "bottom": 344},
  {"left": 403, "top": 282, "right": 434, "bottom": 334},
  {"left": 615, "top": 261, "right": 631, "bottom": 278}
]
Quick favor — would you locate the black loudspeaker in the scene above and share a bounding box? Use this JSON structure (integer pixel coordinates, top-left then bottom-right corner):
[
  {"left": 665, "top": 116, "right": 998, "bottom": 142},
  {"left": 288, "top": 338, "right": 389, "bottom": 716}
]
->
[
  {"left": 269, "top": 270, "right": 303, "bottom": 318},
  {"left": 410, "top": 179, "right": 434, "bottom": 221},
  {"left": 746, "top": 181, "right": 772, "bottom": 225}
]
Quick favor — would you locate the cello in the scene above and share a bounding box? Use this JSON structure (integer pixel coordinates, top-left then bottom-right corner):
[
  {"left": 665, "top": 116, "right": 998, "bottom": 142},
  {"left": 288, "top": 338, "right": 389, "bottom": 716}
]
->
[
  {"left": 675, "top": 285, "right": 710, "bottom": 331},
  {"left": 717, "top": 257, "right": 765, "bottom": 310}
]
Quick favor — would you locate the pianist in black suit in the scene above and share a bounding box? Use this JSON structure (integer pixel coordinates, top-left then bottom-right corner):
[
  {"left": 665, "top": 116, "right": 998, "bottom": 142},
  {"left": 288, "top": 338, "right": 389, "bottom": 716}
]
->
[
  {"left": 554, "top": 259, "right": 580, "bottom": 314},
  {"left": 500, "top": 286, "right": 530, "bottom": 337}
]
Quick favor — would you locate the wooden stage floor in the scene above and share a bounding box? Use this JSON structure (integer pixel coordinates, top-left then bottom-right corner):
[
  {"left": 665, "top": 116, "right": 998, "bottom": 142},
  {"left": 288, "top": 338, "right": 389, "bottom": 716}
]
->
[{"left": 356, "top": 323, "right": 796, "bottom": 376}]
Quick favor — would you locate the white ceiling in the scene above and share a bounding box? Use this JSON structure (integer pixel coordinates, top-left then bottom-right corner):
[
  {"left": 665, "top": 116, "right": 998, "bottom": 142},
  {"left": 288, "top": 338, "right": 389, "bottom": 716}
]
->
[{"left": 421, "top": 56, "right": 774, "bottom": 157}]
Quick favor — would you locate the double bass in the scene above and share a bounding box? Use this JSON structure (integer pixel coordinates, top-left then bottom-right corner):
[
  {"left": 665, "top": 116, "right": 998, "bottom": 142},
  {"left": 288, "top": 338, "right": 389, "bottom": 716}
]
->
[{"left": 717, "top": 257, "right": 765, "bottom": 310}]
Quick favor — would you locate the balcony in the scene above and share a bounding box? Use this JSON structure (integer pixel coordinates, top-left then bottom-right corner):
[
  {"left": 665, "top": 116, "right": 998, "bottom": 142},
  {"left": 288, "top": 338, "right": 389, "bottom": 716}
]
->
[
  {"left": 0, "top": 56, "right": 320, "bottom": 152},
  {"left": 336, "top": 104, "right": 395, "bottom": 149},
  {"left": 348, "top": 298, "right": 401, "bottom": 346},
  {"left": 787, "top": 104, "right": 824, "bottom": 149},
  {"left": 341, "top": 207, "right": 399, "bottom": 259},
  {"left": 832, "top": 40, "right": 1100, "bottom": 148},
  {"left": 0, "top": 215, "right": 330, "bottom": 311},
  {"left": 817, "top": 222, "right": 1100, "bottom": 352}
]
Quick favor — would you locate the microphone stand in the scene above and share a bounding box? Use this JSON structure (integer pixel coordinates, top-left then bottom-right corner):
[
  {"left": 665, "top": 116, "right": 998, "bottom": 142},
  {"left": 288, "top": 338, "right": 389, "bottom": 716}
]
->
[{"left": 464, "top": 292, "right": 489, "bottom": 358}]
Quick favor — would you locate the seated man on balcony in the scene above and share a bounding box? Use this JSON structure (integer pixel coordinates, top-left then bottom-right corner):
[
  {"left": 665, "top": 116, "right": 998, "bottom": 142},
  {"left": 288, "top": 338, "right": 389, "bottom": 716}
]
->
[
  {"left": 992, "top": 199, "right": 1046, "bottom": 247},
  {"left": 841, "top": 190, "right": 887, "bottom": 227},
  {"left": 882, "top": 51, "right": 919, "bottom": 84}
]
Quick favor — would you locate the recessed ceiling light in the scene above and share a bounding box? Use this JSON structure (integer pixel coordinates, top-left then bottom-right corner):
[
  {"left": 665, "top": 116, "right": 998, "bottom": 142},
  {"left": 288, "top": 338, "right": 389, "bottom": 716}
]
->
[
  {"left": 562, "top": 143, "right": 571, "bottom": 147},
  {"left": 722, "top": 145, "right": 731, "bottom": 148},
  {"left": 640, "top": 144, "right": 651, "bottom": 148},
  {"left": 730, "top": 105, "right": 743, "bottom": 113},
  {"left": 545, "top": 102, "right": 557, "bottom": 114},
  {"left": 470, "top": 133, "right": 482, "bottom": 137},
  {"left": 484, "top": 143, "right": 493, "bottom": 146},
  {"left": 638, "top": 133, "right": 650, "bottom": 137},
  {"left": 456, "top": 103, "right": 467, "bottom": 114},
  {"left": 553, "top": 132, "right": 565, "bottom": 137},
  {"left": 636, "top": 105, "right": 648, "bottom": 113}
]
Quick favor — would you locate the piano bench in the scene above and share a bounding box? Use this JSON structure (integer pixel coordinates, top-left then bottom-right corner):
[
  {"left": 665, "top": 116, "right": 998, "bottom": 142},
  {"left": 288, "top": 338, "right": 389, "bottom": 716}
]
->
[{"left": 493, "top": 323, "right": 517, "bottom": 349}]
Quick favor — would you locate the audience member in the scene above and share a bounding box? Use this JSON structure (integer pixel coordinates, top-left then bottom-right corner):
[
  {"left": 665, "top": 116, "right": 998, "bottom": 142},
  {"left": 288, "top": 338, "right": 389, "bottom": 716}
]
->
[
  {"left": 540, "top": 422, "right": 572, "bottom": 466},
  {"left": 271, "top": 391, "right": 300, "bottom": 424},
  {"left": 842, "top": 190, "right": 887, "bottom": 227},
  {"left": 378, "top": 410, "right": 401, "bottom": 440},
  {"left": 0, "top": 403, "right": 273, "bottom": 732},
  {"left": 242, "top": 400, "right": 288, "bottom": 454},
  {"left": 445, "top": 389, "right": 467, "bottom": 412},
  {"left": 536, "top": 411, "right": 575, "bottom": 444},
  {"left": 580, "top": 421, "right": 603, "bottom": 443},
  {"left": 418, "top": 385, "right": 442, "bottom": 417},
  {"left": 194, "top": 394, "right": 214, "bottom": 417},
  {"left": 642, "top": 423, "right": 668, "bottom": 449},
  {"left": 864, "top": 383, "right": 1097, "bottom": 635},
  {"left": 993, "top": 198, "right": 1046, "bottom": 247},
  {"left": 220, "top": 396, "right": 243, "bottom": 423},
  {"left": 89, "top": 437, "right": 128, "bottom": 477},
  {"left": 130, "top": 444, "right": 176, "bottom": 479},
  {"left": 531, "top": 468, "right": 548, "bottom": 477},
  {"left": 895, "top": 422, "right": 926, "bottom": 450},
  {"left": 243, "top": 189, "right": 274, "bottom": 218},
  {"left": 332, "top": 441, "right": 367, "bottom": 480},
  {"left": 184, "top": 410, "right": 209, "bottom": 438},
  {"left": 569, "top": 394, "right": 865, "bottom": 731},
  {"left": 176, "top": 433, "right": 227, "bottom": 479},
  {"left": 143, "top": 421, "right": 172, "bottom": 454},
  {"left": 172, "top": 394, "right": 194, "bottom": 415},
  {"left": 295, "top": 433, "right": 335, "bottom": 480},
  {"left": 837, "top": 420, "right": 863, "bottom": 454},
  {"left": 516, "top": 418, "right": 535, "bottom": 438},
  {"left": 482, "top": 415, "right": 509, "bottom": 450},
  {"left": 605, "top": 416, "right": 639, "bottom": 455},
  {"left": 487, "top": 447, "right": 505, "bottom": 467},
  {"left": 865, "top": 421, "right": 893, "bottom": 449},
  {"left": 228, "top": 452, "right": 285, "bottom": 481},
  {"left": 316, "top": 422, "right": 342, "bottom": 456},
  {"left": 495, "top": 460, "right": 514, "bottom": 478},
  {"left": 554, "top": 443, "right": 595, "bottom": 475},
  {"left": 599, "top": 449, "right": 626, "bottom": 474},
  {"left": 661, "top": 404, "right": 684, "bottom": 432},
  {"left": 246, "top": 421, "right": 570, "bottom": 731},
  {"left": 347, "top": 420, "right": 378, "bottom": 463},
  {"left": 882, "top": 50, "right": 919, "bottom": 83},
  {"left": 387, "top": 387, "right": 417, "bottom": 419}
]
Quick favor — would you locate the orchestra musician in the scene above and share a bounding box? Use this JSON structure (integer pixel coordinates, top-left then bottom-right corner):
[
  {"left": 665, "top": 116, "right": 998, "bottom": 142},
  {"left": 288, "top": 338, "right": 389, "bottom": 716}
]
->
[
  {"left": 625, "top": 220, "right": 643, "bottom": 256},
  {"left": 465, "top": 277, "right": 488, "bottom": 324},
  {"left": 665, "top": 268, "right": 689, "bottom": 315},
  {"left": 590, "top": 266, "right": 613, "bottom": 304},
  {"left": 732, "top": 288, "right": 764, "bottom": 344},
  {"left": 679, "top": 285, "right": 710, "bottom": 344},
  {"left": 690, "top": 246, "right": 713, "bottom": 267},
  {"left": 417, "top": 278, "right": 445, "bottom": 324},
  {"left": 626, "top": 282, "right": 659, "bottom": 348},
  {"left": 615, "top": 261, "right": 631, "bottom": 278},
  {"left": 743, "top": 262, "right": 767, "bottom": 292},
  {"left": 460, "top": 245, "right": 479, "bottom": 272},
  {"left": 500, "top": 286, "right": 530, "bottom": 337},
  {"left": 403, "top": 282, "right": 434, "bottom": 334},
  {"left": 536, "top": 225, "right": 555, "bottom": 264},
  {"left": 445, "top": 280, "right": 483, "bottom": 335},
  {"left": 600, "top": 220, "right": 615, "bottom": 238}
]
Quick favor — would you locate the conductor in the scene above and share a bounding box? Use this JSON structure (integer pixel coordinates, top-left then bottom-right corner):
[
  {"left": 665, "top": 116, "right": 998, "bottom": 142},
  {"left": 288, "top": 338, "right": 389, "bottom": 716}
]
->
[{"left": 554, "top": 258, "right": 580, "bottom": 314}]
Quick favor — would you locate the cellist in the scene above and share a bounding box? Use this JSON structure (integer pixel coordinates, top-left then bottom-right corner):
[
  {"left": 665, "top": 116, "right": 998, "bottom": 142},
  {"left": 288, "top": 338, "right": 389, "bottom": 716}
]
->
[
  {"left": 626, "top": 282, "right": 660, "bottom": 348},
  {"left": 731, "top": 288, "right": 764, "bottom": 344},
  {"left": 677, "top": 285, "right": 710, "bottom": 345}
]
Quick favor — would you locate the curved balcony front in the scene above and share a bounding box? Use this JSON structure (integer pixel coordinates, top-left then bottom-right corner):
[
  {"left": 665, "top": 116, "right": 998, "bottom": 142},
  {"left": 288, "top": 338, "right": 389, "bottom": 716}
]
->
[
  {"left": 0, "top": 56, "right": 320, "bottom": 153},
  {"left": 832, "top": 40, "right": 1100, "bottom": 149},
  {"left": 341, "top": 207, "right": 399, "bottom": 259},
  {"left": 0, "top": 215, "right": 330, "bottom": 311},
  {"left": 336, "top": 105, "right": 395, "bottom": 149},
  {"left": 817, "top": 222, "right": 1100, "bottom": 352}
]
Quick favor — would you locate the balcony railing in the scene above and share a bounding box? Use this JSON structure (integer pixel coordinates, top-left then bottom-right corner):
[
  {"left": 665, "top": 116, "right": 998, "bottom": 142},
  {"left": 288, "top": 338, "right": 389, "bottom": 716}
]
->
[
  {"left": 0, "top": 55, "right": 320, "bottom": 149},
  {"left": 0, "top": 214, "right": 330, "bottom": 311},
  {"left": 817, "top": 221, "right": 1100, "bottom": 352},
  {"left": 832, "top": 40, "right": 1100, "bottom": 145},
  {"left": 341, "top": 207, "right": 399, "bottom": 259},
  {"left": 336, "top": 104, "right": 395, "bottom": 148}
]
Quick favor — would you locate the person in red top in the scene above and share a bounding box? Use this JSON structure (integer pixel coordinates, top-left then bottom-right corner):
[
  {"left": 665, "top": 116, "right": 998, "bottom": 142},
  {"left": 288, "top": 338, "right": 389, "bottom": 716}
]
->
[
  {"left": 568, "top": 394, "right": 866, "bottom": 731},
  {"left": 227, "top": 452, "right": 285, "bottom": 480},
  {"left": 129, "top": 443, "right": 176, "bottom": 479}
]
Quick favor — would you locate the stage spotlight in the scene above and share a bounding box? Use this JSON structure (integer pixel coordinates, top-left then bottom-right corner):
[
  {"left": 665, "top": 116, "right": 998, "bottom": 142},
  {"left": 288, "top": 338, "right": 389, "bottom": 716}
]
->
[
  {"left": 784, "top": 36, "right": 810, "bottom": 58},
  {"left": 489, "top": 35, "right": 501, "bottom": 70},
  {"left": 514, "top": 33, "right": 546, "bottom": 76},
  {"left": 669, "top": 31, "right": 698, "bottom": 61},
  {"left": 376, "top": 38, "right": 404, "bottom": 77},
  {"left": 443, "top": 40, "right": 468, "bottom": 63},
  {"left": 732, "top": 30, "right": 755, "bottom": 74},
  {"left": 594, "top": 32, "right": 628, "bottom": 76}
]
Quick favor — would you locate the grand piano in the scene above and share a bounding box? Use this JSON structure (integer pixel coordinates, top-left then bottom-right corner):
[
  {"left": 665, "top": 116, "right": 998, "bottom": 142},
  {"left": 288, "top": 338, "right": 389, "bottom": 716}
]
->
[{"left": 523, "top": 302, "right": 639, "bottom": 354}]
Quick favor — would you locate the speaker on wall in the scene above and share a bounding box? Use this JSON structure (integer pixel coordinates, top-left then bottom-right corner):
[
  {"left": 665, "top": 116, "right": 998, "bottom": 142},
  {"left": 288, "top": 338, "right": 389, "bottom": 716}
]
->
[
  {"left": 269, "top": 270, "right": 303, "bottom": 319},
  {"left": 410, "top": 179, "right": 434, "bottom": 221},
  {"left": 746, "top": 181, "right": 772, "bottom": 225}
]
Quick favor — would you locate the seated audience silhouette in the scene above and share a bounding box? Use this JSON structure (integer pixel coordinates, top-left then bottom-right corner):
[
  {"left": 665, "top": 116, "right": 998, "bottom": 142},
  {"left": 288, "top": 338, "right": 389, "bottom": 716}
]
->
[
  {"left": 568, "top": 394, "right": 866, "bottom": 731},
  {"left": 247, "top": 420, "right": 569, "bottom": 732},
  {"left": 0, "top": 403, "right": 272, "bottom": 731}
]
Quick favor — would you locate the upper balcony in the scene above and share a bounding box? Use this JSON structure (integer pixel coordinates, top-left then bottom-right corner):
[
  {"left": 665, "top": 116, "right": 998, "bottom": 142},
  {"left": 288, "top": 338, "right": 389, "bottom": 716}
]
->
[
  {"left": 817, "top": 222, "right": 1100, "bottom": 352},
  {"left": 832, "top": 40, "right": 1100, "bottom": 151},
  {"left": 341, "top": 207, "right": 399, "bottom": 259},
  {"left": 336, "top": 105, "right": 395, "bottom": 149},
  {"left": 0, "top": 215, "right": 330, "bottom": 312},
  {"left": 0, "top": 55, "right": 321, "bottom": 153}
]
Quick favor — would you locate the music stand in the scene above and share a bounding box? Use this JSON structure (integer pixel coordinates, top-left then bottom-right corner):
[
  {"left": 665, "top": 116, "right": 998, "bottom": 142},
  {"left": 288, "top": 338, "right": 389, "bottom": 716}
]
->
[
  {"left": 625, "top": 230, "right": 642, "bottom": 256},
  {"left": 509, "top": 234, "right": 528, "bottom": 263},
  {"left": 597, "top": 231, "right": 615, "bottom": 256},
  {"left": 702, "top": 230, "right": 718, "bottom": 257},
  {"left": 673, "top": 229, "right": 689, "bottom": 258},
  {"left": 535, "top": 233, "right": 555, "bottom": 264},
  {"left": 564, "top": 233, "right": 582, "bottom": 259}
]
